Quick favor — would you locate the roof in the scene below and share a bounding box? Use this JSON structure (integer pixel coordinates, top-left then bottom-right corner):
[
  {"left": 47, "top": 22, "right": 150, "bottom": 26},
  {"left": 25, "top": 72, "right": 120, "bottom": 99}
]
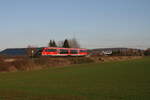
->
[{"left": 0, "top": 48, "right": 27, "bottom": 56}]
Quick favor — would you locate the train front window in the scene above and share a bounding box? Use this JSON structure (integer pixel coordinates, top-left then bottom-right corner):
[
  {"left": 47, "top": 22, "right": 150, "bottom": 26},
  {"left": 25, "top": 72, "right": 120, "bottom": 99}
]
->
[
  {"left": 70, "top": 50, "right": 78, "bottom": 54},
  {"left": 60, "top": 49, "right": 68, "bottom": 54},
  {"left": 45, "top": 49, "right": 57, "bottom": 52}
]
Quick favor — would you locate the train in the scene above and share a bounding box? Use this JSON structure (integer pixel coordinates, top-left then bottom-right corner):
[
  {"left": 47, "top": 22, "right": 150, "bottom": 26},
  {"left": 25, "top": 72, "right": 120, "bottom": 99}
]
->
[{"left": 35, "top": 47, "right": 89, "bottom": 56}]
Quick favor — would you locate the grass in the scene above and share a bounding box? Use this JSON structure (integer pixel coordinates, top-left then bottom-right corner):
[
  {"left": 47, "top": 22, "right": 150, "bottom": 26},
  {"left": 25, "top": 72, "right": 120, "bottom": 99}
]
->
[{"left": 0, "top": 57, "right": 150, "bottom": 100}]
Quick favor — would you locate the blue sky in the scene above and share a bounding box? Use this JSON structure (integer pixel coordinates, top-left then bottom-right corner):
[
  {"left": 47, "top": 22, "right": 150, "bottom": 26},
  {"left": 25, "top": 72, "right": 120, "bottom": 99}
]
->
[{"left": 0, "top": 0, "right": 150, "bottom": 50}]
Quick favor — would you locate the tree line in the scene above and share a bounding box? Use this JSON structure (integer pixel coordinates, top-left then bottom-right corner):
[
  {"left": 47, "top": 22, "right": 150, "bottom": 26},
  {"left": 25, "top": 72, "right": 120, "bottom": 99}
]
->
[{"left": 48, "top": 38, "right": 80, "bottom": 48}]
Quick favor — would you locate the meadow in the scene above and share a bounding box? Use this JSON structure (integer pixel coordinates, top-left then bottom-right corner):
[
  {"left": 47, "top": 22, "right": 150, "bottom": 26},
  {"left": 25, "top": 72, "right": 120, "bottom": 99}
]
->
[{"left": 0, "top": 57, "right": 150, "bottom": 100}]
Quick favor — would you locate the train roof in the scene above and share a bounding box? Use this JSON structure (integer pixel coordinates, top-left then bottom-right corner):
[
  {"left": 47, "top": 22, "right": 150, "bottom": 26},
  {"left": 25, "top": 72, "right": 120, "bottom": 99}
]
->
[{"left": 43, "top": 47, "right": 88, "bottom": 50}]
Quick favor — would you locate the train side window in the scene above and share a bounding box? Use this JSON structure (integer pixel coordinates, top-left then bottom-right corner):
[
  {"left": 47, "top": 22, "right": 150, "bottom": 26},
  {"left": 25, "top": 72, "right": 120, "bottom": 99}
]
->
[
  {"left": 80, "top": 50, "right": 87, "bottom": 53},
  {"left": 60, "top": 49, "right": 69, "bottom": 54},
  {"left": 70, "top": 50, "right": 78, "bottom": 54},
  {"left": 45, "top": 49, "right": 57, "bottom": 52}
]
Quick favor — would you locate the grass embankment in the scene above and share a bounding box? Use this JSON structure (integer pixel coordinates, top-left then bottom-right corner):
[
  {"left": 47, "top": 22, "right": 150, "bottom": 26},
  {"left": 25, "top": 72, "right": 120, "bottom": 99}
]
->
[
  {"left": 0, "top": 57, "right": 150, "bottom": 100},
  {"left": 0, "top": 57, "right": 94, "bottom": 72}
]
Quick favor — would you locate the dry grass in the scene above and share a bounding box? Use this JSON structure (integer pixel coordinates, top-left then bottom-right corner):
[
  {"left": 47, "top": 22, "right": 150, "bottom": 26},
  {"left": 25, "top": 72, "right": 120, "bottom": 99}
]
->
[
  {"left": 0, "top": 56, "right": 94, "bottom": 72},
  {"left": 0, "top": 56, "right": 142, "bottom": 72}
]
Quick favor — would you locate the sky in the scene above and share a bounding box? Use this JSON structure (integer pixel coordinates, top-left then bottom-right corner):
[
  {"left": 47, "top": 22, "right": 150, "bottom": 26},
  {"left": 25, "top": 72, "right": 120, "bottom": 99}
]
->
[{"left": 0, "top": 0, "right": 150, "bottom": 50}]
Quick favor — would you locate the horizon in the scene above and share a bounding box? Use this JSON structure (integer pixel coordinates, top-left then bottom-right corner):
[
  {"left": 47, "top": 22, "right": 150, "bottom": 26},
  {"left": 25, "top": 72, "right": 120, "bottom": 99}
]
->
[
  {"left": 0, "top": 46, "right": 146, "bottom": 52},
  {"left": 0, "top": 0, "right": 150, "bottom": 50}
]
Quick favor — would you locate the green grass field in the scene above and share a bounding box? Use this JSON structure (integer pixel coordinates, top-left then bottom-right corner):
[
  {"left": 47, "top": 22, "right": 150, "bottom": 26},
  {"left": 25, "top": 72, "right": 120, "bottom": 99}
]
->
[{"left": 0, "top": 57, "right": 150, "bottom": 100}]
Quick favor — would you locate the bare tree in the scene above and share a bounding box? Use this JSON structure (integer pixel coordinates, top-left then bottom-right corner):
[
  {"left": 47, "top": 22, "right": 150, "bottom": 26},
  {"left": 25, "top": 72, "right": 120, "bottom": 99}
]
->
[
  {"left": 69, "top": 38, "right": 80, "bottom": 48},
  {"left": 57, "top": 41, "right": 64, "bottom": 47}
]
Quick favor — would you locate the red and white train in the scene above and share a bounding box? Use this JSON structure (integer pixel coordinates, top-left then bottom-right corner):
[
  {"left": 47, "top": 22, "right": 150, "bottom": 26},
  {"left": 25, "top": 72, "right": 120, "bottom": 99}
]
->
[{"left": 40, "top": 47, "right": 88, "bottom": 56}]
